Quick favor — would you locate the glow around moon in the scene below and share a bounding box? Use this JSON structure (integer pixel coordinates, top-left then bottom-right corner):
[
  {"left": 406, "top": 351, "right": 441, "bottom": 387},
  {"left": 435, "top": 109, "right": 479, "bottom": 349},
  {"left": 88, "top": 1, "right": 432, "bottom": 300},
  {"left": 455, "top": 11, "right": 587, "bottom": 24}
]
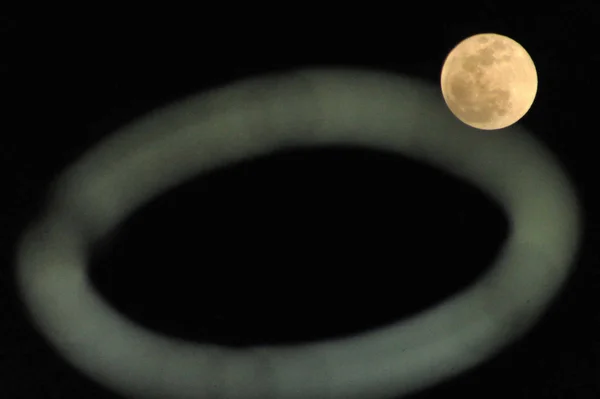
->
[{"left": 440, "top": 33, "right": 538, "bottom": 130}]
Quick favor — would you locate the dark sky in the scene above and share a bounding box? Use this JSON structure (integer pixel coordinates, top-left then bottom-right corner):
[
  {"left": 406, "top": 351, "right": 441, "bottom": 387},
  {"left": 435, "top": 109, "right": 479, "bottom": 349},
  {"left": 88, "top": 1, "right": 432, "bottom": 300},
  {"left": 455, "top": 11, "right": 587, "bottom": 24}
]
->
[{"left": 3, "top": 5, "right": 599, "bottom": 399}]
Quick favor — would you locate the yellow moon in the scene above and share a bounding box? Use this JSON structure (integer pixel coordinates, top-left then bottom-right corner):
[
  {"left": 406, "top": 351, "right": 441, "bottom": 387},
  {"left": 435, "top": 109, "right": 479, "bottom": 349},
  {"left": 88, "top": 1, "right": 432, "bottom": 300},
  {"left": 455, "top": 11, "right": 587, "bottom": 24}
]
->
[{"left": 440, "top": 33, "right": 538, "bottom": 130}]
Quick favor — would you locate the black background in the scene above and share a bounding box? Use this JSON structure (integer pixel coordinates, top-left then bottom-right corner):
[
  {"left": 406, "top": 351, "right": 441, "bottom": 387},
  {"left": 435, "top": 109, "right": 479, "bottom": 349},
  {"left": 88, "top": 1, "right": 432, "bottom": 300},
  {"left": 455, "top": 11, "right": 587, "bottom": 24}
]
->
[{"left": 2, "top": 4, "right": 599, "bottom": 398}]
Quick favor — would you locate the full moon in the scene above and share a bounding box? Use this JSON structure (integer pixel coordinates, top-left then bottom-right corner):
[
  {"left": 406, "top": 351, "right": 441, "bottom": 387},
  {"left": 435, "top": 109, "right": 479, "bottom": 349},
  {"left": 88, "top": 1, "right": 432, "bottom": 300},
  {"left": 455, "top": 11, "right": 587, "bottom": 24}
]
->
[{"left": 440, "top": 33, "right": 538, "bottom": 130}]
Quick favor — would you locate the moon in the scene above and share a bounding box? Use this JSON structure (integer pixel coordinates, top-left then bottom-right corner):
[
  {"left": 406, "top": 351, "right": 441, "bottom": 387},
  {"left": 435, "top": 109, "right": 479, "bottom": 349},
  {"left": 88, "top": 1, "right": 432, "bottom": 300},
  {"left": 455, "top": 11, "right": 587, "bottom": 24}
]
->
[{"left": 440, "top": 33, "right": 538, "bottom": 130}]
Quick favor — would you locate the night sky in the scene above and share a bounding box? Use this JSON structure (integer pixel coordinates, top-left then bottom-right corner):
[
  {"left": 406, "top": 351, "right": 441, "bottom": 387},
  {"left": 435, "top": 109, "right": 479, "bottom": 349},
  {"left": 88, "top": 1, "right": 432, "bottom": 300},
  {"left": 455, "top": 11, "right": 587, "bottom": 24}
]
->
[{"left": 3, "top": 4, "right": 599, "bottom": 398}]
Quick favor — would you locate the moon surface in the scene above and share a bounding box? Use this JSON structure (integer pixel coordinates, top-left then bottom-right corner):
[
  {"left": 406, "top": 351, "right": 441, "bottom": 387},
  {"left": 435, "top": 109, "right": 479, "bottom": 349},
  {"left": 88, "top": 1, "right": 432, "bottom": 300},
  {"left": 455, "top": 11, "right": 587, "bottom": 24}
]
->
[{"left": 440, "top": 33, "right": 538, "bottom": 130}]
